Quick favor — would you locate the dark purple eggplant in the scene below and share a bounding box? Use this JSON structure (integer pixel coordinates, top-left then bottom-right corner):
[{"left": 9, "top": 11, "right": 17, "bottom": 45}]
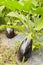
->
[
  {"left": 17, "top": 38, "right": 32, "bottom": 62},
  {"left": 5, "top": 23, "right": 16, "bottom": 39},
  {"left": 6, "top": 28, "right": 14, "bottom": 38}
]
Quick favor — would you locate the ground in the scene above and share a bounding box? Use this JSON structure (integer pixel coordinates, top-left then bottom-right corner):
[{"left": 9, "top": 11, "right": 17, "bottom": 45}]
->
[{"left": 0, "top": 32, "right": 43, "bottom": 65}]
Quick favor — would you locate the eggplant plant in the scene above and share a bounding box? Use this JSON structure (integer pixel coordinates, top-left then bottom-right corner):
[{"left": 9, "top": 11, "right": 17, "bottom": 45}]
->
[
  {"left": 0, "top": 0, "right": 43, "bottom": 62},
  {"left": 4, "top": 0, "right": 43, "bottom": 61}
]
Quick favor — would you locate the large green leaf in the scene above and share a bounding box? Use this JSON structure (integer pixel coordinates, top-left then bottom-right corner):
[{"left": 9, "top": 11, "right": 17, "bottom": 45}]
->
[
  {"left": 4, "top": 0, "right": 23, "bottom": 11},
  {"left": 0, "top": 0, "right": 23, "bottom": 11},
  {"left": 0, "top": 0, "right": 36, "bottom": 12}
]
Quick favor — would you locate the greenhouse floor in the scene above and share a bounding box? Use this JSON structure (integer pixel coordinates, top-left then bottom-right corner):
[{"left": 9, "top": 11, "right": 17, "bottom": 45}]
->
[{"left": 0, "top": 32, "right": 43, "bottom": 65}]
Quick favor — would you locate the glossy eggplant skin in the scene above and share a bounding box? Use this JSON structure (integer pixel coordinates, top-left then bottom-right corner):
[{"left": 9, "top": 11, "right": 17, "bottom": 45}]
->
[
  {"left": 18, "top": 38, "right": 32, "bottom": 62},
  {"left": 6, "top": 28, "right": 14, "bottom": 39}
]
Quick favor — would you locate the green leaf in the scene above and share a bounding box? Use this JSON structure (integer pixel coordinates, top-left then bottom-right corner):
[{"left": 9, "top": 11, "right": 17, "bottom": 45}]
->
[
  {"left": 34, "top": 17, "right": 43, "bottom": 30},
  {"left": 33, "top": 7, "right": 43, "bottom": 15},
  {"left": 23, "top": 0, "right": 32, "bottom": 11},
  {"left": 4, "top": 0, "right": 23, "bottom": 11},
  {"left": 0, "top": 0, "right": 4, "bottom": 5},
  {"left": 7, "top": 12, "right": 28, "bottom": 29},
  {"left": 32, "top": 0, "right": 38, "bottom": 7},
  {"left": 0, "top": 24, "right": 25, "bottom": 31},
  {"left": 0, "top": 5, "right": 5, "bottom": 12},
  {"left": 7, "top": 12, "right": 19, "bottom": 18}
]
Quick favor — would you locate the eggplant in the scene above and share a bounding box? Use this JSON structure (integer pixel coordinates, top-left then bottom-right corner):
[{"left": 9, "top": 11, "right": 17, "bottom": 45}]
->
[
  {"left": 5, "top": 23, "right": 15, "bottom": 38},
  {"left": 17, "top": 38, "right": 32, "bottom": 62},
  {"left": 6, "top": 28, "right": 14, "bottom": 38}
]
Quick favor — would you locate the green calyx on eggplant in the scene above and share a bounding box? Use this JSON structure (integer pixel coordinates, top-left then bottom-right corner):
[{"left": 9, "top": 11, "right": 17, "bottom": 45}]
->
[{"left": 17, "top": 38, "right": 32, "bottom": 62}]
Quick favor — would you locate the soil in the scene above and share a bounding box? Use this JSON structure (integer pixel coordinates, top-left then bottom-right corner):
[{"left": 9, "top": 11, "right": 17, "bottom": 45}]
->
[{"left": 0, "top": 32, "right": 43, "bottom": 65}]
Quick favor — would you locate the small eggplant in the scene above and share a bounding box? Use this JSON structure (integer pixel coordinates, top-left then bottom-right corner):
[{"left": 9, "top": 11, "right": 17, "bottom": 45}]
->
[
  {"left": 17, "top": 38, "right": 32, "bottom": 62},
  {"left": 5, "top": 23, "right": 16, "bottom": 38},
  {"left": 6, "top": 28, "right": 14, "bottom": 38}
]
